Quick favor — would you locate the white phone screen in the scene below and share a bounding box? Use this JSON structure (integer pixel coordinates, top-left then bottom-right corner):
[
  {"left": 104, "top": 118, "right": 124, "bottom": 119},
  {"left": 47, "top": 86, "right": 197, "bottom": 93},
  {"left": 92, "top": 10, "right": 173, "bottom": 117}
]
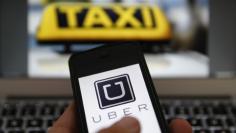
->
[{"left": 78, "top": 64, "right": 162, "bottom": 133}]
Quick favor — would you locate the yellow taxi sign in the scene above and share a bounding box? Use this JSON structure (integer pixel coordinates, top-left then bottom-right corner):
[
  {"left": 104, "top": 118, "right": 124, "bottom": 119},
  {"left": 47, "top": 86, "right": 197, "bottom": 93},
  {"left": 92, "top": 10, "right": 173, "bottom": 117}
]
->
[{"left": 36, "top": 3, "right": 172, "bottom": 43}]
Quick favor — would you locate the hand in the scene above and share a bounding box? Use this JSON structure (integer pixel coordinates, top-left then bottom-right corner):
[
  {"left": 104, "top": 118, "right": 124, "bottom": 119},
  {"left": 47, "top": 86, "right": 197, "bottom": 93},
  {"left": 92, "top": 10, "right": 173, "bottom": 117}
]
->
[{"left": 49, "top": 103, "right": 192, "bottom": 133}]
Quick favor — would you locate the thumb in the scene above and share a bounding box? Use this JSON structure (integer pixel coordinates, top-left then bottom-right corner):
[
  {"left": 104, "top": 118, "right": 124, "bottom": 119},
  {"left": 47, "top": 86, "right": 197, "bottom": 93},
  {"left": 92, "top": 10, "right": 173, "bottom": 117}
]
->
[
  {"left": 169, "top": 119, "right": 192, "bottom": 133},
  {"left": 98, "top": 117, "right": 141, "bottom": 133}
]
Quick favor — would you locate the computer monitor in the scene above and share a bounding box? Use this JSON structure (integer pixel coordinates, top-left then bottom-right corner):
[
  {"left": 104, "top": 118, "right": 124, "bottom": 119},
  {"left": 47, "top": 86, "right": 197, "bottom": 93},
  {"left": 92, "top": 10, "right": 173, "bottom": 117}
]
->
[{"left": 0, "top": 0, "right": 236, "bottom": 78}]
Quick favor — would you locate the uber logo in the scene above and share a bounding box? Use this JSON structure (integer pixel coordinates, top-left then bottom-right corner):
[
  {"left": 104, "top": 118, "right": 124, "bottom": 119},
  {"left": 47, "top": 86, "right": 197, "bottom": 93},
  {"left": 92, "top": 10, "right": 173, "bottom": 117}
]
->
[{"left": 94, "top": 74, "right": 135, "bottom": 109}]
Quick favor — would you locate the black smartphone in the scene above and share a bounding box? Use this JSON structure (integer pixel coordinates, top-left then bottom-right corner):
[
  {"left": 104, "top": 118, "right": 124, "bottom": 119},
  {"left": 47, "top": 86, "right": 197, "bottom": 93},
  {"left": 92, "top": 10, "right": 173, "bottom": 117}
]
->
[{"left": 69, "top": 45, "right": 168, "bottom": 133}]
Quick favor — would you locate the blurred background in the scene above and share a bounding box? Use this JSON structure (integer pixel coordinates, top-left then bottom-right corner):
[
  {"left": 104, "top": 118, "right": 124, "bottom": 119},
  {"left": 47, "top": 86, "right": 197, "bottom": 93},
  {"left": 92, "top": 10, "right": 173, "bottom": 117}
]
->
[{"left": 28, "top": 0, "right": 209, "bottom": 78}]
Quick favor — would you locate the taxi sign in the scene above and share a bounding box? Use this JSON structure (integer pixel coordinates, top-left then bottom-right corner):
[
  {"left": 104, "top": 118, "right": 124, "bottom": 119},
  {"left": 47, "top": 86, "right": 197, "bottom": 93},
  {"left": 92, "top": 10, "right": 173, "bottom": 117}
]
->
[{"left": 36, "top": 3, "right": 172, "bottom": 43}]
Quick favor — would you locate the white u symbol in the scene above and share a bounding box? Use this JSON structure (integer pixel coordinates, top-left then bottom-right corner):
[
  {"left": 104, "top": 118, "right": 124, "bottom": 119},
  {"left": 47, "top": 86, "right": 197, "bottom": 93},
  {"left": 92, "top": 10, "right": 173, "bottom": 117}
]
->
[{"left": 102, "top": 81, "right": 126, "bottom": 101}]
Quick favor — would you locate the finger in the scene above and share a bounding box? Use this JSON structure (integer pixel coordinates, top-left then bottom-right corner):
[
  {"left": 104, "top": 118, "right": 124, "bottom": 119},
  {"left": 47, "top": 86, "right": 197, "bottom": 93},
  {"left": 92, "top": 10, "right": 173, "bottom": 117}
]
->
[
  {"left": 99, "top": 117, "right": 141, "bottom": 133},
  {"left": 49, "top": 102, "right": 78, "bottom": 133},
  {"left": 169, "top": 119, "right": 192, "bottom": 133}
]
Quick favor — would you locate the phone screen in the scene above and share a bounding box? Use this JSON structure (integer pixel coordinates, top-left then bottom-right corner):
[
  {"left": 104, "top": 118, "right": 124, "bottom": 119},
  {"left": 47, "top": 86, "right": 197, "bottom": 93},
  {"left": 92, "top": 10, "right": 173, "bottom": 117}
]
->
[{"left": 78, "top": 64, "right": 162, "bottom": 133}]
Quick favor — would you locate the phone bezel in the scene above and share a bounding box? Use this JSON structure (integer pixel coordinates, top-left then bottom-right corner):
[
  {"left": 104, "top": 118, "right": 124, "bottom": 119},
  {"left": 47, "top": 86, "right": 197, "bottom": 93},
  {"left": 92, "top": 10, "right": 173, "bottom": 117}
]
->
[{"left": 69, "top": 44, "right": 169, "bottom": 133}]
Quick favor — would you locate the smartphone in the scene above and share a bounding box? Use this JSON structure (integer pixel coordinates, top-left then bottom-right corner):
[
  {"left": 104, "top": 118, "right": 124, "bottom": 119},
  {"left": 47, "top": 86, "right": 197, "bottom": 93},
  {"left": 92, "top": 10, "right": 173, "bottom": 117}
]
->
[{"left": 69, "top": 45, "right": 168, "bottom": 133}]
